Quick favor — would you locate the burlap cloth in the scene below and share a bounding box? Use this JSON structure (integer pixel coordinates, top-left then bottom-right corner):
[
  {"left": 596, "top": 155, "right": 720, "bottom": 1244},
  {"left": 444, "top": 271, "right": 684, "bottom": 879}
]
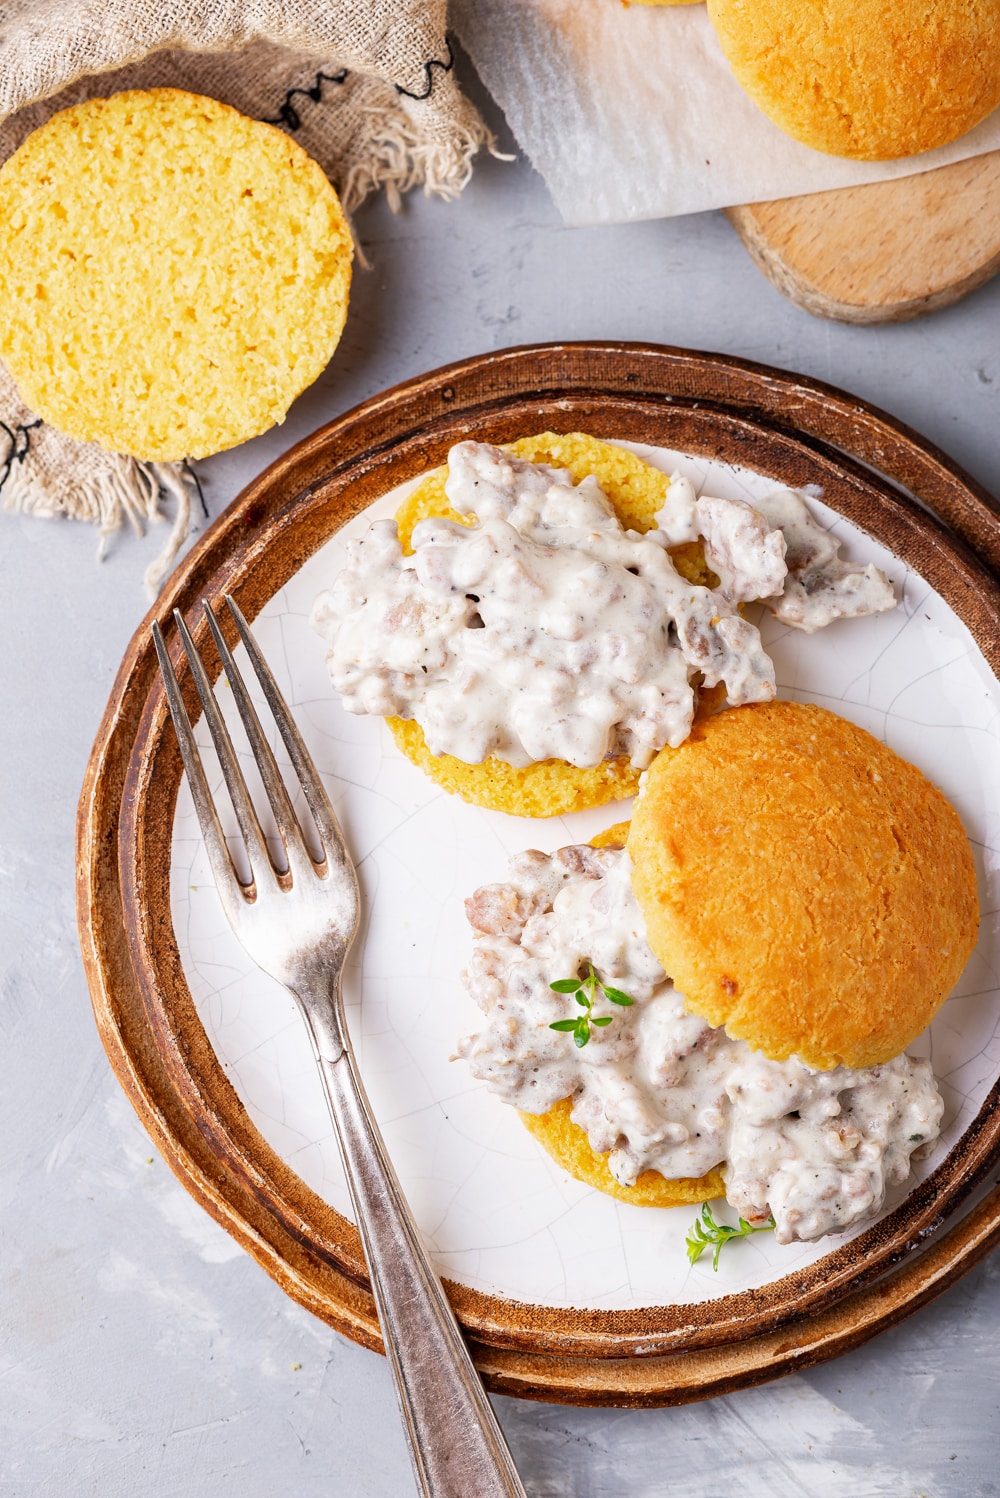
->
[{"left": 0, "top": 1, "right": 491, "bottom": 591}]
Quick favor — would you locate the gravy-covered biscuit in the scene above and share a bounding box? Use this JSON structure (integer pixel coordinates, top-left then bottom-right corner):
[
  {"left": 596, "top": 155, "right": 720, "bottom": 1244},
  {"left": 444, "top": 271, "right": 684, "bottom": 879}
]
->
[
  {"left": 628, "top": 700, "right": 980, "bottom": 1070},
  {"left": 0, "top": 89, "right": 352, "bottom": 460},
  {"left": 461, "top": 798, "right": 955, "bottom": 1239},
  {"left": 516, "top": 822, "right": 723, "bottom": 1207},
  {"left": 706, "top": 0, "right": 1000, "bottom": 160},
  {"left": 389, "top": 432, "right": 717, "bottom": 819},
  {"left": 519, "top": 1097, "right": 724, "bottom": 1208}
]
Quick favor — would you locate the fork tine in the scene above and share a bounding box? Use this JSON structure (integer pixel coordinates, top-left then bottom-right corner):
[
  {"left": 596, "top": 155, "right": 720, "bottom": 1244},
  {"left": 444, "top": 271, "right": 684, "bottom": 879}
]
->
[
  {"left": 222, "top": 595, "right": 347, "bottom": 866},
  {"left": 201, "top": 601, "right": 315, "bottom": 877},
  {"left": 152, "top": 620, "right": 247, "bottom": 904},
  {"left": 171, "top": 608, "right": 273, "bottom": 883}
]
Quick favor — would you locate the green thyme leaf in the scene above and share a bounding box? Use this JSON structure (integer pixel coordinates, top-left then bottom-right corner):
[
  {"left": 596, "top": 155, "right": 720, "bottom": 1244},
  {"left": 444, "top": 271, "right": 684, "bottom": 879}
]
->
[
  {"left": 548, "top": 964, "right": 637, "bottom": 1045},
  {"left": 685, "top": 1203, "right": 776, "bottom": 1271}
]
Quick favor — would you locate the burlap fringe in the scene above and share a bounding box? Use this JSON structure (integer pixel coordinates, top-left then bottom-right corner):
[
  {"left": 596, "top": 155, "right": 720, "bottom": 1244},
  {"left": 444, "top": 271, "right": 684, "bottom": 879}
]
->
[
  {"left": 342, "top": 105, "right": 494, "bottom": 214},
  {"left": 1, "top": 444, "right": 197, "bottom": 598}
]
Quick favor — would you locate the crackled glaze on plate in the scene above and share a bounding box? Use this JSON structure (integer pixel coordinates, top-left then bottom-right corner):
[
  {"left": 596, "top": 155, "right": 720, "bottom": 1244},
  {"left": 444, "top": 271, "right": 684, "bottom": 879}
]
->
[{"left": 169, "top": 441, "right": 1000, "bottom": 1310}]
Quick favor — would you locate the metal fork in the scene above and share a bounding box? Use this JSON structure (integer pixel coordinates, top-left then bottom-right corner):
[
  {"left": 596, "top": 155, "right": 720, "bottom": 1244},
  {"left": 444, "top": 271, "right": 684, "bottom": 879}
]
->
[{"left": 152, "top": 596, "right": 527, "bottom": 1498}]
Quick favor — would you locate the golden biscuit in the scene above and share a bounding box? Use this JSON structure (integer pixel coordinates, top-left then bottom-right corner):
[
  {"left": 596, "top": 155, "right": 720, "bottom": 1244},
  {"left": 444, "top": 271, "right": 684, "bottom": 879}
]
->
[
  {"left": 518, "top": 821, "right": 723, "bottom": 1208},
  {"left": 706, "top": 0, "right": 1000, "bottom": 160},
  {"left": 628, "top": 701, "right": 979, "bottom": 1070},
  {"left": 589, "top": 820, "right": 633, "bottom": 850},
  {"left": 390, "top": 431, "right": 717, "bottom": 819},
  {"left": 0, "top": 89, "right": 352, "bottom": 460},
  {"left": 519, "top": 1098, "right": 725, "bottom": 1208},
  {"left": 387, "top": 717, "right": 641, "bottom": 819}
]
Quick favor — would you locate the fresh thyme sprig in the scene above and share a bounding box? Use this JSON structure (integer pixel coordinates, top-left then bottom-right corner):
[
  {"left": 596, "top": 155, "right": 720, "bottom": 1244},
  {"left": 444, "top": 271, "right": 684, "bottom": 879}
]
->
[
  {"left": 549, "top": 963, "right": 634, "bottom": 1048},
  {"left": 686, "top": 1202, "right": 776, "bottom": 1271}
]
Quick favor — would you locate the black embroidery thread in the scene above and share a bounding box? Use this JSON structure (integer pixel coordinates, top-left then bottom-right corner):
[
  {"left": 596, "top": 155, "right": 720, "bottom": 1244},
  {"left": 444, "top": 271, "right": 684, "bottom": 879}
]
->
[
  {"left": 395, "top": 38, "right": 454, "bottom": 101},
  {"left": 0, "top": 416, "right": 42, "bottom": 497},
  {"left": 260, "top": 69, "right": 349, "bottom": 132},
  {"left": 182, "top": 459, "right": 209, "bottom": 521}
]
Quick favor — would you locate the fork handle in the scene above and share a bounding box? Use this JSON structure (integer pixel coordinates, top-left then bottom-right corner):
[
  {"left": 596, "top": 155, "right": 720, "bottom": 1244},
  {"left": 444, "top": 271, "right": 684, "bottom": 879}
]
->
[{"left": 306, "top": 1017, "right": 527, "bottom": 1498}]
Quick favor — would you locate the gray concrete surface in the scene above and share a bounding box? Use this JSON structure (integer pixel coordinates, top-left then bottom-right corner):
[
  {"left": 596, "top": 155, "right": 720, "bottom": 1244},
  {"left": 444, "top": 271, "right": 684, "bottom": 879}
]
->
[{"left": 3, "top": 62, "right": 1000, "bottom": 1498}]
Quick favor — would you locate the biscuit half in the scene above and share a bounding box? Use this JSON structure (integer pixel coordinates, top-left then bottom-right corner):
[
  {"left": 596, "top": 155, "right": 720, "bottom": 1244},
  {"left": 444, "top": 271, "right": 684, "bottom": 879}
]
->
[
  {"left": 0, "top": 89, "right": 352, "bottom": 460},
  {"left": 517, "top": 820, "right": 725, "bottom": 1209},
  {"left": 390, "top": 431, "right": 717, "bottom": 819},
  {"left": 628, "top": 700, "right": 980, "bottom": 1070},
  {"left": 520, "top": 1098, "right": 725, "bottom": 1209},
  {"left": 706, "top": 0, "right": 1000, "bottom": 160}
]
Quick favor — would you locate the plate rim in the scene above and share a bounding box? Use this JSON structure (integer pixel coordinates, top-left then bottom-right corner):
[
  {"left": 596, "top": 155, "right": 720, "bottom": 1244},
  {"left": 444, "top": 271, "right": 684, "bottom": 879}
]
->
[{"left": 77, "top": 340, "right": 1000, "bottom": 1402}]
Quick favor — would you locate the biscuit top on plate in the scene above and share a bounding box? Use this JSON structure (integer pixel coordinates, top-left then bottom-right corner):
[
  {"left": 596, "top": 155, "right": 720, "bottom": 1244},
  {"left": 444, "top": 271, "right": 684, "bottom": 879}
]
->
[
  {"left": 0, "top": 88, "right": 352, "bottom": 461},
  {"left": 627, "top": 700, "right": 979, "bottom": 1070}
]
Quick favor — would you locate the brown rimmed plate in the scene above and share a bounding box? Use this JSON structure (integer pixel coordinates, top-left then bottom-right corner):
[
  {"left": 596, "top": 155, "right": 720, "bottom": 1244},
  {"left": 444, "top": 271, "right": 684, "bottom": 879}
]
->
[{"left": 77, "top": 342, "right": 1000, "bottom": 1406}]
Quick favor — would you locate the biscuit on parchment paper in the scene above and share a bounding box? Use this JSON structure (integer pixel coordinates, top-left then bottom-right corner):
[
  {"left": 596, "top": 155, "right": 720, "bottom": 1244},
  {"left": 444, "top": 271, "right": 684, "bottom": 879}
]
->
[{"left": 706, "top": 0, "right": 1000, "bottom": 160}]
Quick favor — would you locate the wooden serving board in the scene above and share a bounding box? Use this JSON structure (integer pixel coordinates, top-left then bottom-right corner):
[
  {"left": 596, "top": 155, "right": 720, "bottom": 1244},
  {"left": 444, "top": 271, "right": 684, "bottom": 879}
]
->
[{"left": 725, "top": 148, "right": 1000, "bottom": 324}]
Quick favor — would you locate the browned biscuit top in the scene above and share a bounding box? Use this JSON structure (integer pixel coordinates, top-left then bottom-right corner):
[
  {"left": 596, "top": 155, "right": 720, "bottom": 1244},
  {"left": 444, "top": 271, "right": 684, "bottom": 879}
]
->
[
  {"left": 706, "top": 0, "right": 1000, "bottom": 161},
  {"left": 389, "top": 431, "right": 717, "bottom": 820},
  {"left": 627, "top": 700, "right": 979, "bottom": 1070}
]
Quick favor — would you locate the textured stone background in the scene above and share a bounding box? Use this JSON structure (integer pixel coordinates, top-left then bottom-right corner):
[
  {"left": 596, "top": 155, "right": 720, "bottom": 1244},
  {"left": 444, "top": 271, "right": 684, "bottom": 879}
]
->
[{"left": 3, "top": 58, "right": 1000, "bottom": 1498}]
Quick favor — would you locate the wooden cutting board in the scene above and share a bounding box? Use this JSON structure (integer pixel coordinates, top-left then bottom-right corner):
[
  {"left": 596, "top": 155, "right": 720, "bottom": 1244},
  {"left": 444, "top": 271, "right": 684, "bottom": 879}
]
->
[{"left": 725, "top": 148, "right": 1000, "bottom": 324}]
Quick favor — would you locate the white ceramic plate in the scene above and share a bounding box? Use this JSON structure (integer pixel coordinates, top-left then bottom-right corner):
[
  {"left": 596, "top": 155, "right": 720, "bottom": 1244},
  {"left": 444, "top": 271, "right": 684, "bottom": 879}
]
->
[{"left": 169, "top": 439, "right": 1000, "bottom": 1311}]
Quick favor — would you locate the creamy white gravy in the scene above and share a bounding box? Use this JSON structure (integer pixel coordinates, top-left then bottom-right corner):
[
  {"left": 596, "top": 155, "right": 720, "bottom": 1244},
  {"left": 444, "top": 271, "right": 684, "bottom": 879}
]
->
[
  {"left": 659, "top": 475, "right": 897, "bottom": 632},
  {"left": 457, "top": 845, "right": 942, "bottom": 1245},
  {"left": 312, "top": 443, "right": 895, "bottom": 769}
]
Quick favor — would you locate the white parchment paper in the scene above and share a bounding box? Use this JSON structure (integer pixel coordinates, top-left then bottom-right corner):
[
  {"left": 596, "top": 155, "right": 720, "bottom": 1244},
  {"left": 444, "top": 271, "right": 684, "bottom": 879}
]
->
[{"left": 452, "top": 0, "right": 1000, "bottom": 225}]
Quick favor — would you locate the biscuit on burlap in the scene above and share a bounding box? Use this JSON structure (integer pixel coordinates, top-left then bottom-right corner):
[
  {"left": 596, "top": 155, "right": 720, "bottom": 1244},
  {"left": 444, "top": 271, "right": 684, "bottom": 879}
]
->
[
  {"left": 518, "top": 821, "right": 725, "bottom": 1208},
  {"left": 706, "top": 0, "right": 1000, "bottom": 160},
  {"left": 0, "top": 89, "right": 352, "bottom": 461},
  {"left": 390, "top": 431, "right": 718, "bottom": 819},
  {"left": 628, "top": 700, "right": 979, "bottom": 1070}
]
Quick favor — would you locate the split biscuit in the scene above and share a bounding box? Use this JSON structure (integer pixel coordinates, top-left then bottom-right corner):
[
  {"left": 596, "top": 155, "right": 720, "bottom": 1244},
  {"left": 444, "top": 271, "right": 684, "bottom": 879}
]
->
[
  {"left": 0, "top": 88, "right": 352, "bottom": 460},
  {"left": 706, "top": 0, "right": 1000, "bottom": 160},
  {"left": 518, "top": 821, "right": 724, "bottom": 1208},
  {"left": 628, "top": 700, "right": 980, "bottom": 1071},
  {"left": 390, "top": 431, "right": 718, "bottom": 819},
  {"left": 519, "top": 1097, "right": 725, "bottom": 1208}
]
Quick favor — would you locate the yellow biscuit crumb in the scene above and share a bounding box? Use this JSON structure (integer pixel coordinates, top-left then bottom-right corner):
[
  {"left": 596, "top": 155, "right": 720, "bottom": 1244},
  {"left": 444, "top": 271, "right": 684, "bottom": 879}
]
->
[
  {"left": 0, "top": 89, "right": 352, "bottom": 460},
  {"left": 387, "top": 717, "right": 640, "bottom": 818}
]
